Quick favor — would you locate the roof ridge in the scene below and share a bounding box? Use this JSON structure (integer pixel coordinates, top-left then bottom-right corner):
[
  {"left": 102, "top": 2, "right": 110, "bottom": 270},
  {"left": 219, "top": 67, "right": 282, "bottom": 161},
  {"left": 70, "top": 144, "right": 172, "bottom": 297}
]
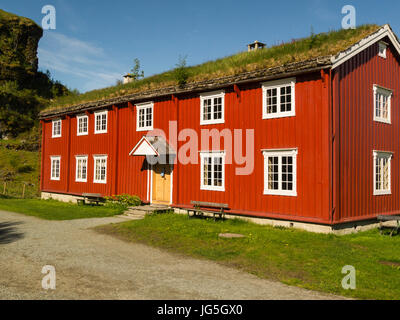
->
[{"left": 40, "top": 56, "right": 332, "bottom": 118}]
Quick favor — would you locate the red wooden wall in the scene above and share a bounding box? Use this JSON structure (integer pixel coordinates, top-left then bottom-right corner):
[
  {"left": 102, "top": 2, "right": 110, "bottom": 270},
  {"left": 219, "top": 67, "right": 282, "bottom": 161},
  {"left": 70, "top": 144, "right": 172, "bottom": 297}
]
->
[
  {"left": 41, "top": 71, "right": 332, "bottom": 224},
  {"left": 333, "top": 38, "right": 400, "bottom": 223}
]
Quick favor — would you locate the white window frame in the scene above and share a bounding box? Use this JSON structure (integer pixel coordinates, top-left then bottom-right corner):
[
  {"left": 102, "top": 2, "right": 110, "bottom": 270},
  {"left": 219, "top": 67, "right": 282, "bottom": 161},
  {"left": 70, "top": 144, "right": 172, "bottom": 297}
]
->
[
  {"left": 262, "top": 78, "right": 296, "bottom": 119},
  {"left": 75, "top": 155, "right": 88, "bottom": 183},
  {"left": 373, "top": 150, "right": 393, "bottom": 196},
  {"left": 373, "top": 85, "right": 392, "bottom": 124},
  {"left": 200, "top": 151, "right": 225, "bottom": 191},
  {"left": 379, "top": 41, "right": 387, "bottom": 59},
  {"left": 93, "top": 155, "right": 108, "bottom": 184},
  {"left": 50, "top": 156, "right": 61, "bottom": 181},
  {"left": 263, "top": 148, "right": 298, "bottom": 196},
  {"left": 77, "top": 114, "right": 89, "bottom": 136},
  {"left": 52, "top": 119, "right": 62, "bottom": 138},
  {"left": 94, "top": 110, "right": 108, "bottom": 134},
  {"left": 136, "top": 102, "right": 154, "bottom": 131},
  {"left": 200, "top": 90, "right": 225, "bottom": 125}
]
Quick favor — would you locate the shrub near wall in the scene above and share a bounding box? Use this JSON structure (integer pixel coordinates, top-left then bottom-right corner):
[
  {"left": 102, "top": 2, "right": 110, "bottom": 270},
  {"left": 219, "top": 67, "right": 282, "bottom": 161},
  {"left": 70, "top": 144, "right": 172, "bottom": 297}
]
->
[{"left": 105, "top": 194, "right": 141, "bottom": 208}]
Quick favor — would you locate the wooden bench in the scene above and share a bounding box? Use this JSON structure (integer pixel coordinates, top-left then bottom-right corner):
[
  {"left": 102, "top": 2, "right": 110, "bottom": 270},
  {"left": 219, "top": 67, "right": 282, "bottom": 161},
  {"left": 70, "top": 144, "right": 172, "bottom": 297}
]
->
[
  {"left": 188, "top": 201, "right": 229, "bottom": 220},
  {"left": 377, "top": 215, "right": 400, "bottom": 236},
  {"left": 78, "top": 193, "right": 103, "bottom": 206}
]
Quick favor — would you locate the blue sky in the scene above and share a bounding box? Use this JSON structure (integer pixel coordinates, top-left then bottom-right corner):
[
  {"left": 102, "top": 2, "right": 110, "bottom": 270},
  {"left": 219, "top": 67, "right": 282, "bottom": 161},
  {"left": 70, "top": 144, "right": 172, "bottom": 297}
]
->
[{"left": 2, "top": 0, "right": 400, "bottom": 92}]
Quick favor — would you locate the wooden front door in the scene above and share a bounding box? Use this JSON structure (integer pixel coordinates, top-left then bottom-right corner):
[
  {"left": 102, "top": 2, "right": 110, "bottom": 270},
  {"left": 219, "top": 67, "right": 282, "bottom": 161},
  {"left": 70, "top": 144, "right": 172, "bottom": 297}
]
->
[{"left": 152, "top": 164, "right": 172, "bottom": 204}]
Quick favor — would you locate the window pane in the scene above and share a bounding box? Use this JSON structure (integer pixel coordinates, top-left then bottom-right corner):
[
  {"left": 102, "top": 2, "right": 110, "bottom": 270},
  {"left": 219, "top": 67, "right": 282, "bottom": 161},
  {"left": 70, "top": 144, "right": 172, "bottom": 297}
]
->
[
  {"left": 266, "top": 88, "right": 278, "bottom": 114},
  {"left": 268, "top": 157, "right": 279, "bottom": 190},
  {"left": 280, "top": 85, "right": 292, "bottom": 113},
  {"left": 213, "top": 97, "right": 222, "bottom": 120},
  {"left": 203, "top": 157, "right": 212, "bottom": 186},
  {"left": 213, "top": 157, "right": 223, "bottom": 187},
  {"left": 281, "top": 156, "right": 293, "bottom": 191},
  {"left": 203, "top": 99, "right": 212, "bottom": 121}
]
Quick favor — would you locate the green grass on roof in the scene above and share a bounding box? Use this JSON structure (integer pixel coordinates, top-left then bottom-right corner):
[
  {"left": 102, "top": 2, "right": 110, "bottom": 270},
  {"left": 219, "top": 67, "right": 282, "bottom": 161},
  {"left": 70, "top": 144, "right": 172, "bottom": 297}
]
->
[{"left": 48, "top": 24, "right": 380, "bottom": 111}]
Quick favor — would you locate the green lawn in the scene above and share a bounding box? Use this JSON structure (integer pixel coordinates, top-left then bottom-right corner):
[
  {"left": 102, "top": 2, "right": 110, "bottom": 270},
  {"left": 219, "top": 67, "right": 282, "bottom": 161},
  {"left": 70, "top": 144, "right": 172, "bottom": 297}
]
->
[
  {"left": 96, "top": 213, "right": 400, "bottom": 300},
  {"left": 0, "top": 197, "right": 126, "bottom": 220}
]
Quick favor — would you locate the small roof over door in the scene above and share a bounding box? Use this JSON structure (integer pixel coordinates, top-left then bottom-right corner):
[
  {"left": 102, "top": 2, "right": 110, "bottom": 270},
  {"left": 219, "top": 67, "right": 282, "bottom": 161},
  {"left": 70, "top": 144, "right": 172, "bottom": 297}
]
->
[{"left": 129, "top": 135, "right": 175, "bottom": 157}]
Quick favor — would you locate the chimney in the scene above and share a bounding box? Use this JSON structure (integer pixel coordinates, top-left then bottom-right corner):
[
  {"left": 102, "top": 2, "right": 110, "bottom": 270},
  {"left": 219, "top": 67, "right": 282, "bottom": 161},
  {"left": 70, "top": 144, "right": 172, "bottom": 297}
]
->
[
  {"left": 247, "top": 40, "right": 266, "bottom": 52},
  {"left": 123, "top": 74, "right": 134, "bottom": 84}
]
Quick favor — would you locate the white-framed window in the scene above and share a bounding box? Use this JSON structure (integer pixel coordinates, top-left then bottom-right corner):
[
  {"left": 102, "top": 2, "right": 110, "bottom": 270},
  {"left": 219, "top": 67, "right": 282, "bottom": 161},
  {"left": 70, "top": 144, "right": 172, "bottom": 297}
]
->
[
  {"left": 379, "top": 41, "right": 387, "bottom": 59},
  {"left": 50, "top": 156, "right": 61, "bottom": 181},
  {"left": 263, "top": 149, "right": 298, "bottom": 196},
  {"left": 200, "top": 151, "right": 225, "bottom": 191},
  {"left": 94, "top": 110, "right": 108, "bottom": 134},
  {"left": 136, "top": 102, "right": 154, "bottom": 131},
  {"left": 373, "top": 85, "right": 392, "bottom": 124},
  {"left": 77, "top": 114, "right": 89, "bottom": 136},
  {"left": 373, "top": 151, "right": 392, "bottom": 195},
  {"left": 200, "top": 90, "right": 225, "bottom": 125},
  {"left": 93, "top": 155, "right": 107, "bottom": 184},
  {"left": 75, "top": 155, "right": 88, "bottom": 182},
  {"left": 262, "top": 78, "right": 296, "bottom": 119},
  {"left": 52, "top": 119, "right": 62, "bottom": 138}
]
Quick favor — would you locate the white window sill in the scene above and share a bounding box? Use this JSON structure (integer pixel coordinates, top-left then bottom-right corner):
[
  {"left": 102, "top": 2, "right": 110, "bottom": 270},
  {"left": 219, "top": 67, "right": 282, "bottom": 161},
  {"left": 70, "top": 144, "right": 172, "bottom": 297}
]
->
[
  {"left": 137, "top": 127, "right": 153, "bottom": 132},
  {"left": 93, "top": 180, "right": 107, "bottom": 184},
  {"left": 262, "top": 113, "right": 295, "bottom": 120},
  {"left": 77, "top": 132, "right": 89, "bottom": 136},
  {"left": 264, "top": 190, "right": 297, "bottom": 197},
  {"left": 94, "top": 131, "right": 107, "bottom": 134},
  {"left": 201, "top": 186, "right": 225, "bottom": 192},
  {"left": 373, "top": 190, "right": 391, "bottom": 196},
  {"left": 52, "top": 135, "right": 62, "bottom": 138},
  {"left": 50, "top": 177, "right": 60, "bottom": 181},
  {"left": 200, "top": 120, "right": 225, "bottom": 126},
  {"left": 75, "top": 179, "right": 87, "bottom": 183},
  {"left": 374, "top": 118, "right": 391, "bottom": 124}
]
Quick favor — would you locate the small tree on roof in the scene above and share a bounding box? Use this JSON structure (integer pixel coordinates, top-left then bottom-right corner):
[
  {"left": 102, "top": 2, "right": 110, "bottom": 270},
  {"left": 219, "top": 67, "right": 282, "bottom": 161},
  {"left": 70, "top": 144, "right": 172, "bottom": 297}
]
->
[{"left": 129, "top": 58, "right": 144, "bottom": 81}]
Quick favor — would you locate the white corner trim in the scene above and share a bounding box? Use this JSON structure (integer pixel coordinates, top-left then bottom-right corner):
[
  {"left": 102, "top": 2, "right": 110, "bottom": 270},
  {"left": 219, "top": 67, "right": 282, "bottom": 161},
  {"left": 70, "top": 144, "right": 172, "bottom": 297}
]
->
[{"left": 332, "top": 25, "right": 400, "bottom": 69}]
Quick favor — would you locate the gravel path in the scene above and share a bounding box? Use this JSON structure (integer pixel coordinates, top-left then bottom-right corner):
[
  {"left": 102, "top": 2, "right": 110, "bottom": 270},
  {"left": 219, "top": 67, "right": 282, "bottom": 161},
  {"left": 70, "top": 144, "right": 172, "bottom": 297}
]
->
[{"left": 0, "top": 210, "right": 345, "bottom": 300}]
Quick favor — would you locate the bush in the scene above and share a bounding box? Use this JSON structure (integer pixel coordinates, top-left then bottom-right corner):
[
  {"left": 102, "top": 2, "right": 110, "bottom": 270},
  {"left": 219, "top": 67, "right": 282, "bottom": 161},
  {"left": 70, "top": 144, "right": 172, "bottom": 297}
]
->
[
  {"left": 105, "top": 194, "right": 141, "bottom": 207},
  {"left": 17, "top": 164, "right": 33, "bottom": 173}
]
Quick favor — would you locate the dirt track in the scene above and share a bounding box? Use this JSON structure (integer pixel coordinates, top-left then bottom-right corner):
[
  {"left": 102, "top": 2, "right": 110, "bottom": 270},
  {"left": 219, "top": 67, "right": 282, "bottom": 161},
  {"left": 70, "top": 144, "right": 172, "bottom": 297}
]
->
[{"left": 0, "top": 210, "right": 345, "bottom": 300}]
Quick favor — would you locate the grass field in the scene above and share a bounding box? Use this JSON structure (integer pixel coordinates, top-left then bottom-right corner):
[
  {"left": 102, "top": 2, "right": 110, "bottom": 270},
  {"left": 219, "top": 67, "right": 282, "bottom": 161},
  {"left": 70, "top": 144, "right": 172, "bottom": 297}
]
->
[
  {"left": 96, "top": 213, "right": 400, "bottom": 300},
  {"left": 0, "top": 197, "right": 125, "bottom": 220},
  {"left": 0, "top": 138, "right": 40, "bottom": 199}
]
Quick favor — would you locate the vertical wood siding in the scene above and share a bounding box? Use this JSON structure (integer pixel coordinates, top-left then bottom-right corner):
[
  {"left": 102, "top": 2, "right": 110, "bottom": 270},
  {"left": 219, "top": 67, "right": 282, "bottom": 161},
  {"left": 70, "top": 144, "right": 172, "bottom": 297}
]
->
[
  {"left": 41, "top": 72, "right": 331, "bottom": 223},
  {"left": 334, "top": 39, "right": 400, "bottom": 223}
]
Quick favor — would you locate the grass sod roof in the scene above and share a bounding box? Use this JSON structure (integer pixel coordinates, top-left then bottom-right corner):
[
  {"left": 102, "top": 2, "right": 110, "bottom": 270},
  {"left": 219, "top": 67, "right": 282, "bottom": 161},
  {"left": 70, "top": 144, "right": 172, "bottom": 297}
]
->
[{"left": 42, "top": 24, "right": 381, "bottom": 118}]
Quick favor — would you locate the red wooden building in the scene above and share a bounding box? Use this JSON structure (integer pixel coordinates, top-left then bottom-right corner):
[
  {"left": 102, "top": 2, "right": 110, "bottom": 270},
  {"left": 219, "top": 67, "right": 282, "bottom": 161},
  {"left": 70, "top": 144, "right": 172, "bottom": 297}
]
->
[{"left": 39, "top": 25, "right": 400, "bottom": 232}]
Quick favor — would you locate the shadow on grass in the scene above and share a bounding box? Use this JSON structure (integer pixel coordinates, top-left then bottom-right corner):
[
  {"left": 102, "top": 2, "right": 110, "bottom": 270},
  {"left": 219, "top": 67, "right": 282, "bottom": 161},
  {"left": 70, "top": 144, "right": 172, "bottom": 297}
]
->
[{"left": 0, "top": 221, "right": 24, "bottom": 244}]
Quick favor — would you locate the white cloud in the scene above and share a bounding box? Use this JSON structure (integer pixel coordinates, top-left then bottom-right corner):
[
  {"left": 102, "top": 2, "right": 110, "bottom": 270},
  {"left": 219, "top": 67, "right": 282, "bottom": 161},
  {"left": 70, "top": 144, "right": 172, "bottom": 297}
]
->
[{"left": 38, "top": 32, "right": 123, "bottom": 92}]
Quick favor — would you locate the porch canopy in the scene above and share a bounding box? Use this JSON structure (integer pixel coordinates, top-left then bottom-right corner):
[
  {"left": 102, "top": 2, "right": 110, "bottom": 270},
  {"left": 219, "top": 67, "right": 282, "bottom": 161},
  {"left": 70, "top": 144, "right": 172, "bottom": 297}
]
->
[{"left": 129, "top": 135, "right": 176, "bottom": 165}]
